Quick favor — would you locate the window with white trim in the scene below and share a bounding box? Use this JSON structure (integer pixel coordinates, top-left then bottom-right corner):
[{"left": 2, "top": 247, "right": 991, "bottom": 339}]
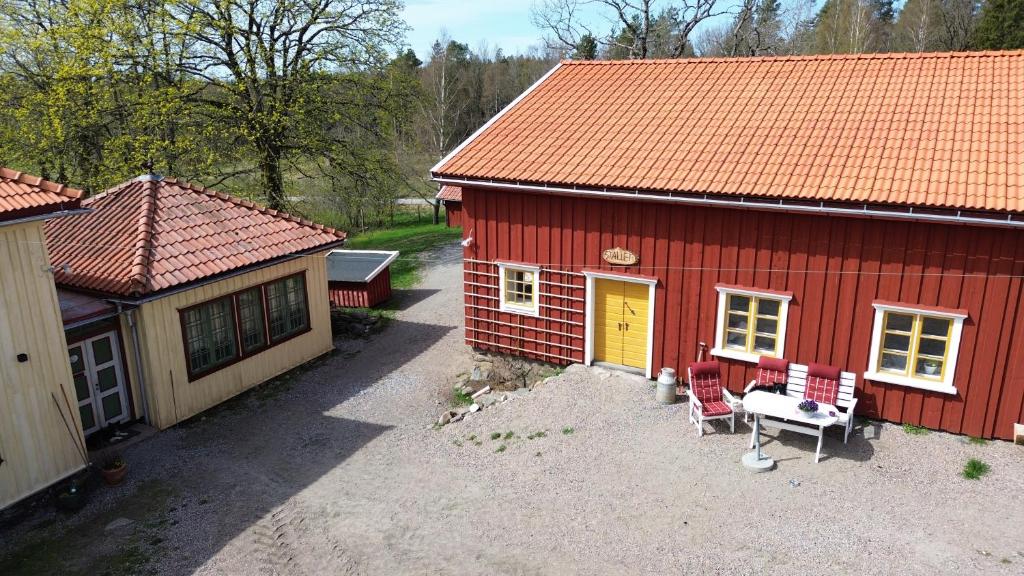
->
[
  {"left": 498, "top": 263, "right": 539, "bottom": 316},
  {"left": 864, "top": 303, "right": 965, "bottom": 394},
  {"left": 712, "top": 286, "right": 791, "bottom": 363}
]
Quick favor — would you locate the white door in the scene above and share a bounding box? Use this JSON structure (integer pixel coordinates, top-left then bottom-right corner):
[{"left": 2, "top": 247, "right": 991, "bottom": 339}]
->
[{"left": 67, "top": 331, "right": 128, "bottom": 435}]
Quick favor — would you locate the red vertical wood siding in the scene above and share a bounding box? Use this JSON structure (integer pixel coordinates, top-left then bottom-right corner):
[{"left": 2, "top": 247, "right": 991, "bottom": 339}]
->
[
  {"left": 460, "top": 185, "right": 1024, "bottom": 440},
  {"left": 445, "top": 201, "right": 463, "bottom": 228},
  {"left": 328, "top": 268, "right": 392, "bottom": 308}
]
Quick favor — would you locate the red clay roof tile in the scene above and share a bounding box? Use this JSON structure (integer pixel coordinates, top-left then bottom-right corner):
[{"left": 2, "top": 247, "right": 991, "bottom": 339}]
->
[
  {"left": 436, "top": 185, "right": 462, "bottom": 201},
  {"left": 0, "top": 167, "right": 84, "bottom": 221},
  {"left": 44, "top": 176, "right": 346, "bottom": 296},
  {"left": 434, "top": 51, "right": 1024, "bottom": 214}
]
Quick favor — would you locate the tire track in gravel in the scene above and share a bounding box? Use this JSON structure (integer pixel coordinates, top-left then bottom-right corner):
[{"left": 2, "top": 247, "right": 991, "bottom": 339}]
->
[{"left": 252, "top": 501, "right": 357, "bottom": 576}]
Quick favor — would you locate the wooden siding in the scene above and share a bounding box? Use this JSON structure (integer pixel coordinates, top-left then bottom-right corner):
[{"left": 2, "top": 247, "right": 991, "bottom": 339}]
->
[
  {"left": 328, "top": 268, "right": 392, "bottom": 308},
  {"left": 0, "top": 222, "right": 86, "bottom": 509},
  {"left": 462, "top": 186, "right": 1024, "bottom": 440},
  {"left": 445, "top": 201, "right": 463, "bottom": 228},
  {"left": 134, "top": 254, "right": 334, "bottom": 430}
]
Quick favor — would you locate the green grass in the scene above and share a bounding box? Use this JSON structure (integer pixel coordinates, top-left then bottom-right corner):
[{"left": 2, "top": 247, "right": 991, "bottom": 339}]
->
[
  {"left": 902, "top": 423, "right": 930, "bottom": 436},
  {"left": 495, "top": 444, "right": 507, "bottom": 453},
  {"left": 968, "top": 436, "right": 988, "bottom": 446},
  {"left": 962, "top": 458, "right": 991, "bottom": 480},
  {"left": 345, "top": 221, "right": 462, "bottom": 289},
  {"left": 452, "top": 388, "right": 473, "bottom": 407},
  {"left": 490, "top": 432, "right": 501, "bottom": 440},
  {"left": 503, "top": 431, "right": 515, "bottom": 440},
  {"left": 562, "top": 426, "right": 575, "bottom": 435}
]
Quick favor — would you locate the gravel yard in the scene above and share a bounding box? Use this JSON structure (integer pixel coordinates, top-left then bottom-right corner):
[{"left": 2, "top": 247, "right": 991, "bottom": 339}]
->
[{"left": 3, "top": 241, "right": 1023, "bottom": 575}]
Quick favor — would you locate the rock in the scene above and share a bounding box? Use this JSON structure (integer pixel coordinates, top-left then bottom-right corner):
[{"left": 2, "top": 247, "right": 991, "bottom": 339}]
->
[
  {"left": 514, "top": 387, "right": 530, "bottom": 396},
  {"left": 471, "top": 385, "right": 491, "bottom": 399},
  {"left": 438, "top": 412, "right": 452, "bottom": 426},
  {"left": 450, "top": 412, "right": 464, "bottom": 423},
  {"left": 105, "top": 517, "right": 134, "bottom": 532},
  {"left": 473, "top": 354, "right": 489, "bottom": 362},
  {"left": 469, "top": 403, "right": 480, "bottom": 413},
  {"left": 479, "top": 394, "right": 498, "bottom": 407}
]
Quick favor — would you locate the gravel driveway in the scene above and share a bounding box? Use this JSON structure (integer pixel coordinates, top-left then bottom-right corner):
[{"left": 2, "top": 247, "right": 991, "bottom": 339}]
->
[{"left": 3, "top": 241, "right": 1023, "bottom": 575}]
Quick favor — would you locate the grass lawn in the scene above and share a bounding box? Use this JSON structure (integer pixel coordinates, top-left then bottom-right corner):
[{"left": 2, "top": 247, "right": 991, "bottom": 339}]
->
[{"left": 345, "top": 220, "right": 461, "bottom": 289}]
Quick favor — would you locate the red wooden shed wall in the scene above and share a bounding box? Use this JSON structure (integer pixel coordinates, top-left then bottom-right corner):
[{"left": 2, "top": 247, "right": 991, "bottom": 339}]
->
[
  {"left": 445, "top": 201, "right": 463, "bottom": 228},
  {"left": 329, "top": 268, "right": 392, "bottom": 308},
  {"left": 460, "top": 185, "right": 1024, "bottom": 440}
]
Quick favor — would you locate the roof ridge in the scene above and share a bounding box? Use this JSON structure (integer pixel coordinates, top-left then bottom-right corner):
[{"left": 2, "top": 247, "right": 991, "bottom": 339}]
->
[
  {"left": 127, "top": 179, "right": 159, "bottom": 295},
  {"left": 560, "top": 49, "right": 1024, "bottom": 66},
  {"left": 0, "top": 166, "right": 85, "bottom": 200},
  {"left": 160, "top": 176, "right": 347, "bottom": 239}
]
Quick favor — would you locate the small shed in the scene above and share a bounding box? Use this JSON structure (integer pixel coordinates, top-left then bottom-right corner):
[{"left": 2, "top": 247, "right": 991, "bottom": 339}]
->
[
  {"left": 327, "top": 250, "right": 399, "bottom": 308},
  {"left": 437, "top": 185, "right": 463, "bottom": 228}
]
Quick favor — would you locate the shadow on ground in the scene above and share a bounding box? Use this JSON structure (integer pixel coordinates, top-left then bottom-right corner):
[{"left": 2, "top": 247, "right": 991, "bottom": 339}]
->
[{"left": 0, "top": 317, "right": 454, "bottom": 576}]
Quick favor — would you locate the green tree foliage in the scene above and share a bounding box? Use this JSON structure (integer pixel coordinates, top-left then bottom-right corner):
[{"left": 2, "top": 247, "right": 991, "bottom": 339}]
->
[
  {"left": 972, "top": 0, "right": 1024, "bottom": 49},
  {"left": 573, "top": 33, "right": 598, "bottom": 60}
]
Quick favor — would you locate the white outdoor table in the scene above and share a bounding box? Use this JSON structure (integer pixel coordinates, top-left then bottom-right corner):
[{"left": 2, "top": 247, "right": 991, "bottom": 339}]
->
[{"left": 743, "top": 390, "right": 839, "bottom": 464}]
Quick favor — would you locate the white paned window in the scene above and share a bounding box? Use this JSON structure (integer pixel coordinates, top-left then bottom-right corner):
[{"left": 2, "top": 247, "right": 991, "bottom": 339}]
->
[
  {"left": 712, "top": 285, "right": 791, "bottom": 363},
  {"left": 498, "top": 263, "right": 540, "bottom": 316},
  {"left": 864, "top": 303, "right": 966, "bottom": 394}
]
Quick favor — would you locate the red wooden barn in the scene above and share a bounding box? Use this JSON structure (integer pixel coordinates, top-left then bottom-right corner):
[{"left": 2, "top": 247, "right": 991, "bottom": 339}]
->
[
  {"left": 437, "top": 185, "right": 463, "bottom": 228},
  {"left": 431, "top": 51, "right": 1024, "bottom": 441},
  {"left": 327, "top": 250, "right": 399, "bottom": 308}
]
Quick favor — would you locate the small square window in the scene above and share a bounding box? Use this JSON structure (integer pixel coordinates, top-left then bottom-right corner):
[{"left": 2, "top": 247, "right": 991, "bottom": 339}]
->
[
  {"left": 498, "top": 263, "right": 540, "bottom": 316},
  {"left": 712, "top": 285, "right": 791, "bottom": 363},
  {"left": 864, "top": 303, "right": 965, "bottom": 394}
]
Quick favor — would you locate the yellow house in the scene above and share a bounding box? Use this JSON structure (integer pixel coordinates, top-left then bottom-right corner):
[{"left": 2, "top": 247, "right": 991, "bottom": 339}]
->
[
  {"left": 43, "top": 174, "right": 347, "bottom": 431},
  {"left": 0, "top": 168, "right": 90, "bottom": 510}
]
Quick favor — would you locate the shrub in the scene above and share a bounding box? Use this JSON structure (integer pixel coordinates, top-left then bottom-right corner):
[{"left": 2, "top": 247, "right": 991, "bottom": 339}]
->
[{"left": 962, "top": 459, "right": 991, "bottom": 480}]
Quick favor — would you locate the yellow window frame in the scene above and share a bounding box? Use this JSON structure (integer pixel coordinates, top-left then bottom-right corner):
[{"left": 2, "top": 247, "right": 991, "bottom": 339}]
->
[
  {"left": 723, "top": 293, "right": 782, "bottom": 356},
  {"left": 502, "top": 267, "right": 535, "bottom": 308},
  {"left": 877, "top": 311, "right": 952, "bottom": 381}
]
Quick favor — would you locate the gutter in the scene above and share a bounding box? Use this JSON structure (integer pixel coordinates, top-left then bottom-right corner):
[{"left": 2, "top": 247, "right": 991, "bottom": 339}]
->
[{"left": 432, "top": 177, "right": 1024, "bottom": 231}]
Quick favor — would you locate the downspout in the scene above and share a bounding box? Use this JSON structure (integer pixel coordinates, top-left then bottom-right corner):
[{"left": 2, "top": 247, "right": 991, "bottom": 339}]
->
[{"left": 123, "top": 307, "right": 151, "bottom": 425}]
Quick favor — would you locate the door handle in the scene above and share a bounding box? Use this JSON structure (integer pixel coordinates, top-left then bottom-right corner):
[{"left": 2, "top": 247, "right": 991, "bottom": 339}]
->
[
  {"left": 624, "top": 323, "right": 629, "bottom": 331},
  {"left": 618, "top": 322, "right": 623, "bottom": 331}
]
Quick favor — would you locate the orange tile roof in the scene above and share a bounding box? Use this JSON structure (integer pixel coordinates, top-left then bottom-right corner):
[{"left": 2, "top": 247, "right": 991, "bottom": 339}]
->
[
  {"left": 0, "top": 167, "right": 83, "bottom": 221},
  {"left": 433, "top": 51, "right": 1024, "bottom": 214},
  {"left": 44, "top": 176, "right": 346, "bottom": 296},
  {"left": 436, "top": 185, "right": 462, "bottom": 201}
]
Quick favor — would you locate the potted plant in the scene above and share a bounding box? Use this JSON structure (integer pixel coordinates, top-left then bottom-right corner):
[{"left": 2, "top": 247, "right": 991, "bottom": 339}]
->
[
  {"left": 56, "top": 482, "right": 86, "bottom": 512},
  {"left": 100, "top": 455, "right": 127, "bottom": 486},
  {"left": 797, "top": 399, "right": 819, "bottom": 417}
]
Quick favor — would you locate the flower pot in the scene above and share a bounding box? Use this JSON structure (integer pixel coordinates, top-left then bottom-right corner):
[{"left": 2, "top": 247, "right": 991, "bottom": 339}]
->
[
  {"left": 101, "top": 463, "right": 127, "bottom": 486},
  {"left": 923, "top": 363, "right": 939, "bottom": 375},
  {"left": 798, "top": 409, "right": 816, "bottom": 418}
]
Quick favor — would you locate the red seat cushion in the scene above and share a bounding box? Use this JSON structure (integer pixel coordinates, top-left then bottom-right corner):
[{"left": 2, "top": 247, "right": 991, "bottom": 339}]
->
[
  {"left": 689, "top": 361, "right": 723, "bottom": 404},
  {"left": 755, "top": 356, "right": 790, "bottom": 388},
  {"left": 701, "top": 401, "right": 733, "bottom": 417},
  {"left": 804, "top": 362, "right": 841, "bottom": 405}
]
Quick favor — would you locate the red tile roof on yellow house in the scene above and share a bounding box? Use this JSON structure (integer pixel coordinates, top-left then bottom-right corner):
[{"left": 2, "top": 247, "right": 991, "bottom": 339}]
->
[
  {"left": 44, "top": 176, "right": 346, "bottom": 297},
  {"left": 436, "top": 185, "right": 462, "bottom": 202},
  {"left": 433, "top": 51, "right": 1024, "bottom": 214},
  {"left": 0, "top": 167, "right": 84, "bottom": 222}
]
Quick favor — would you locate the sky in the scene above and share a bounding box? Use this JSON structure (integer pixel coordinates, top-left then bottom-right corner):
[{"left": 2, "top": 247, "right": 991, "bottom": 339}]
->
[
  {"left": 400, "top": 0, "right": 752, "bottom": 59},
  {"left": 402, "top": 0, "right": 551, "bottom": 58}
]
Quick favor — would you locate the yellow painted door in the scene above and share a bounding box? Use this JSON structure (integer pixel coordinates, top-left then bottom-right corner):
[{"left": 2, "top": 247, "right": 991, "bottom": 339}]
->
[{"left": 593, "top": 279, "right": 649, "bottom": 370}]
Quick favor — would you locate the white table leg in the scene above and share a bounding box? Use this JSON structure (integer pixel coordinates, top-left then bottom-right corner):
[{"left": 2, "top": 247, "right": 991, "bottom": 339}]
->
[
  {"left": 815, "top": 426, "right": 824, "bottom": 463},
  {"left": 750, "top": 416, "right": 758, "bottom": 449}
]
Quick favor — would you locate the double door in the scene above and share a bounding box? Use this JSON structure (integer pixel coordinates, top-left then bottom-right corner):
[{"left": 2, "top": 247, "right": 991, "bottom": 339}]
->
[
  {"left": 68, "top": 331, "right": 128, "bottom": 435},
  {"left": 593, "top": 279, "right": 650, "bottom": 370}
]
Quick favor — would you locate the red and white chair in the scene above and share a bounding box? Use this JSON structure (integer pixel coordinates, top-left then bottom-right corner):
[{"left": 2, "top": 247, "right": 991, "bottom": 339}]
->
[
  {"left": 743, "top": 356, "right": 790, "bottom": 422},
  {"left": 687, "top": 361, "right": 737, "bottom": 437}
]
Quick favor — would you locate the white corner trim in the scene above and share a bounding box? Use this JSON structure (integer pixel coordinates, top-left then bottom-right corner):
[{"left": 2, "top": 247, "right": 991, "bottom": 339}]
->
[
  {"left": 497, "top": 262, "right": 540, "bottom": 317},
  {"left": 328, "top": 249, "right": 400, "bottom": 282},
  {"left": 871, "top": 302, "right": 968, "bottom": 319},
  {"left": 862, "top": 371, "right": 958, "bottom": 395},
  {"left": 865, "top": 305, "right": 965, "bottom": 393},
  {"left": 712, "top": 288, "right": 790, "bottom": 363},
  {"left": 430, "top": 62, "right": 563, "bottom": 175}
]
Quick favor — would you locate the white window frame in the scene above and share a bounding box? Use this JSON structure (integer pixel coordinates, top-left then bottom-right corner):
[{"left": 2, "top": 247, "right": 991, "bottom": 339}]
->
[
  {"left": 497, "top": 262, "right": 540, "bottom": 316},
  {"left": 863, "top": 303, "right": 966, "bottom": 395},
  {"left": 711, "top": 285, "right": 791, "bottom": 364}
]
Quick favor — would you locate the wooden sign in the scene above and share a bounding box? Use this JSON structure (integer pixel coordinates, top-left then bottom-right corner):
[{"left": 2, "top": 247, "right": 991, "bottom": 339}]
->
[{"left": 602, "top": 247, "right": 638, "bottom": 266}]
